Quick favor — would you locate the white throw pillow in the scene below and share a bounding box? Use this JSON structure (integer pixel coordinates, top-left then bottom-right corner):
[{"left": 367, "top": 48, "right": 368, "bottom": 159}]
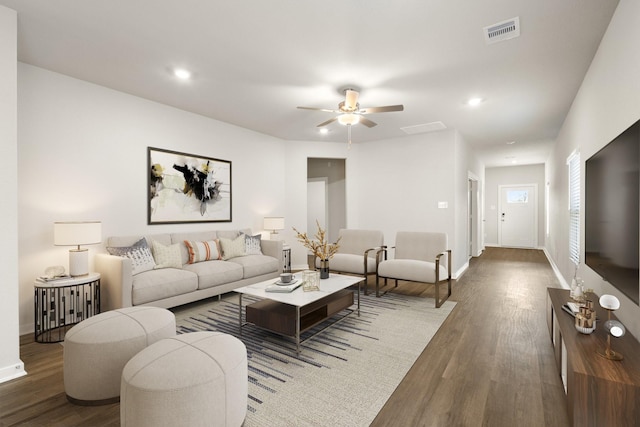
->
[
  {"left": 219, "top": 234, "right": 246, "bottom": 260},
  {"left": 151, "top": 240, "right": 183, "bottom": 269}
]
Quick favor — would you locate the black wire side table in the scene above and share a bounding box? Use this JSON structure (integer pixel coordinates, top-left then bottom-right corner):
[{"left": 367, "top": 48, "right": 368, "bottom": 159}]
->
[{"left": 34, "top": 272, "right": 101, "bottom": 343}]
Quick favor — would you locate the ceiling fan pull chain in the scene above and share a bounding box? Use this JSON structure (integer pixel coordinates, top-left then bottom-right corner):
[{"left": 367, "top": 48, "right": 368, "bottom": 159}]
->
[{"left": 348, "top": 124, "right": 352, "bottom": 149}]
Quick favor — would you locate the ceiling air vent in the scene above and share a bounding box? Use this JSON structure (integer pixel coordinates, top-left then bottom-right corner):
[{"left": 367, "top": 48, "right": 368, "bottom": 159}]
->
[
  {"left": 401, "top": 121, "right": 447, "bottom": 135},
  {"left": 484, "top": 17, "right": 520, "bottom": 44}
]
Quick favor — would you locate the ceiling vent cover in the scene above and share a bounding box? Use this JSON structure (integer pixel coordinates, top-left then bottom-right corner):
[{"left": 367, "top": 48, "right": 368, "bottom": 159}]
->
[{"left": 484, "top": 17, "right": 520, "bottom": 44}]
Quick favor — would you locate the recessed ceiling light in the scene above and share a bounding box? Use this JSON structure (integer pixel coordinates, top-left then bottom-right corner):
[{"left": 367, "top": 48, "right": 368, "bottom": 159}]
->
[
  {"left": 506, "top": 141, "right": 516, "bottom": 145},
  {"left": 319, "top": 128, "right": 329, "bottom": 135},
  {"left": 467, "top": 97, "right": 483, "bottom": 107},
  {"left": 173, "top": 68, "right": 191, "bottom": 80}
]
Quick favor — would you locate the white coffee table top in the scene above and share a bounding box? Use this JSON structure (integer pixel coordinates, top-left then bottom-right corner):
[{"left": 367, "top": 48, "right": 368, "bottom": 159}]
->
[{"left": 235, "top": 273, "right": 363, "bottom": 307}]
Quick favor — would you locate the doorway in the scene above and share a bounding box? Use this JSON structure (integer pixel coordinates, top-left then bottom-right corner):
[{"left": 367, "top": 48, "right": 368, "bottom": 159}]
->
[
  {"left": 468, "top": 173, "right": 481, "bottom": 258},
  {"left": 498, "top": 184, "right": 538, "bottom": 248},
  {"left": 307, "top": 158, "right": 346, "bottom": 244}
]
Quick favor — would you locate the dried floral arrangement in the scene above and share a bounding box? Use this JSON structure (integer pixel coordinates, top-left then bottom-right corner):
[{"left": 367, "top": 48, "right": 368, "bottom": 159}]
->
[{"left": 293, "top": 220, "right": 341, "bottom": 260}]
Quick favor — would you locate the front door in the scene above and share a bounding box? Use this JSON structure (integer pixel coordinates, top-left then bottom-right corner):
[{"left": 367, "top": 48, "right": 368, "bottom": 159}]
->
[{"left": 498, "top": 184, "right": 538, "bottom": 248}]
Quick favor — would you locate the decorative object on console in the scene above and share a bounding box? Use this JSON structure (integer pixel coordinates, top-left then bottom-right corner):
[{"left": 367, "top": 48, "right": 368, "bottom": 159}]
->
[
  {"left": 264, "top": 217, "right": 285, "bottom": 240},
  {"left": 570, "top": 273, "right": 584, "bottom": 302},
  {"left": 54, "top": 221, "right": 102, "bottom": 277},
  {"left": 293, "top": 220, "right": 341, "bottom": 279},
  {"left": 148, "top": 147, "right": 231, "bottom": 224},
  {"left": 597, "top": 294, "right": 625, "bottom": 360},
  {"left": 574, "top": 299, "right": 596, "bottom": 334}
]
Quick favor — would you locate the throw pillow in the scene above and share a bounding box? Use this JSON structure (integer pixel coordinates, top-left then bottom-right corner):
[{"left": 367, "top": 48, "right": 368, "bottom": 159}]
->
[
  {"left": 245, "top": 234, "right": 263, "bottom": 255},
  {"left": 106, "top": 238, "right": 156, "bottom": 275},
  {"left": 184, "top": 239, "right": 221, "bottom": 264},
  {"left": 151, "top": 240, "right": 183, "bottom": 269},
  {"left": 219, "top": 234, "right": 246, "bottom": 260}
]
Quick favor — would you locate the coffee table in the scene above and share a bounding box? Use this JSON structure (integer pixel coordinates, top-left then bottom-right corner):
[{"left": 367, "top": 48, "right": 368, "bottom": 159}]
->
[{"left": 235, "top": 273, "right": 363, "bottom": 355}]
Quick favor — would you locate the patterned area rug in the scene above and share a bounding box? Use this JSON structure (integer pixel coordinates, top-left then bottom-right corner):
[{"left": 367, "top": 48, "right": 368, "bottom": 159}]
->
[{"left": 174, "top": 291, "right": 456, "bottom": 427}]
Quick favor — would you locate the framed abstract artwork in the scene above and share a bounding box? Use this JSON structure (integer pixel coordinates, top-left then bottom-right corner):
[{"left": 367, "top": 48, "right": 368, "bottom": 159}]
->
[{"left": 148, "top": 147, "right": 232, "bottom": 224}]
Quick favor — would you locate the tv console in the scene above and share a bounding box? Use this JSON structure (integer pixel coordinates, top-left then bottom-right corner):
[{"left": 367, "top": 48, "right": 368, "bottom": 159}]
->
[{"left": 547, "top": 288, "right": 640, "bottom": 426}]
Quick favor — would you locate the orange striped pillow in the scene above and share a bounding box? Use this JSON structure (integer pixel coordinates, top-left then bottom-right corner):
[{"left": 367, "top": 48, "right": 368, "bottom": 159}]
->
[{"left": 184, "top": 240, "right": 222, "bottom": 264}]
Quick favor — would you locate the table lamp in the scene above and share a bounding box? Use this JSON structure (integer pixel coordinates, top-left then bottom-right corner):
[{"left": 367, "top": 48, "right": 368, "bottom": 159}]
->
[
  {"left": 54, "top": 221, "right": 102, "bottom": 276},
  {"left": 597, "top": 294, "right": 625, "bottom": 361},
  {"left": 263, "top": 217, "right": 284, "bottom": 240}
]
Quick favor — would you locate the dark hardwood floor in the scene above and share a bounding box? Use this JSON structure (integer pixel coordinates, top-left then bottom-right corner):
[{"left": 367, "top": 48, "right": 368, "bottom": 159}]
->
[{"left": 0, "top": 247, "right": 569, "bottom": 426}]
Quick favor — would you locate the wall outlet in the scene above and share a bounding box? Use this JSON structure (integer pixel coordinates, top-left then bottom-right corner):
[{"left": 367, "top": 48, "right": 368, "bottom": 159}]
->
[{"left": 438, "top": 201, "right": 448, "bottom": 209}]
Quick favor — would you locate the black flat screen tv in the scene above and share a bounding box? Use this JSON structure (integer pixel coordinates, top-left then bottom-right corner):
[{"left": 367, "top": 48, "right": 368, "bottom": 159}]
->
[{"left": 585, "top": 119, "right": 640, "bottom": 305}]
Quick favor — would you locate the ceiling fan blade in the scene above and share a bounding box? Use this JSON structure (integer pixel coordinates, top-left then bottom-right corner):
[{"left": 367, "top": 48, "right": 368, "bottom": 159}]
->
[
  {"left": 344, "top": 89, "right": 359, "bottom": 111},
  {"left": 297, "top": 106, "right": 339, "bottom": 113},
  {"left": 317, "top": 117, "right": 338, "bottom": 127},
  {"left": 359, "top": 104, "right": 404, "bottom": 114},
  {"left": 359, "top": 117, "right": 378, "bottom": 128}
]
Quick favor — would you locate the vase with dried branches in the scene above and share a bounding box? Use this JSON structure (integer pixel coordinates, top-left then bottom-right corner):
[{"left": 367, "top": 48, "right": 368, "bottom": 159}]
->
[{"left": 293, "top": 220, "right": 341, "bottom": 279}]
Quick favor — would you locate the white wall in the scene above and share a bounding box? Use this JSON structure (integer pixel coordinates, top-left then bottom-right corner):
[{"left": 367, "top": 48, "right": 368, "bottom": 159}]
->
[
  {"left": 547, "top": 0, "right": 640, "bottom": 339},
  {"left": 484, "top": 164, "right": 546, "bottom": 247},
  {"left": 17, "top": 64, "right": 287, "bottom": 334},
  {"left": 0, "top": 5, "right": 25, "bottom": 384}
]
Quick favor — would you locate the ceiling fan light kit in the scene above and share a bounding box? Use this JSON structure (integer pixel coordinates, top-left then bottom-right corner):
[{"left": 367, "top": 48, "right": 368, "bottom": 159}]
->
[
  {"left": 297, "top": 87, "right": 404, "bottom": 146},
  {"left": 337, "top": 113, "right": 360, "bottom": 126}
]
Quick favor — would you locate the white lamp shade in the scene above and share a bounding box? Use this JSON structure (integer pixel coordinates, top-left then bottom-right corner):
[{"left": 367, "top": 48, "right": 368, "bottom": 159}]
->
[
  {"left": 54, "top": 221, "right": 102, "bottom": 246},
  {"left": 264, "top": 217, "right": 285, "bottom": 231},
  {"left": 599, "top": 294, "right": 620, "bottom": 310}
]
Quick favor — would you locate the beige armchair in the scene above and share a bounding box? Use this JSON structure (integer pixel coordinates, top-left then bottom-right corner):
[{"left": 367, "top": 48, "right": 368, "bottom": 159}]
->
[
  {"left": 376, "top": 231, "right": 452, "bottom": 307},
  {"left": 314, "top": 229, "right": 384, "bottom": 295}
]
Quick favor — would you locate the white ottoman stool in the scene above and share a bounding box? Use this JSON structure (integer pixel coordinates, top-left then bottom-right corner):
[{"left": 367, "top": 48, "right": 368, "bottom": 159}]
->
[
  {"left": 121, "top": 331, "right": 248, "bottom": 427},
  {"left": 63, "top": 306, "right": 176, "bottom": 405}
]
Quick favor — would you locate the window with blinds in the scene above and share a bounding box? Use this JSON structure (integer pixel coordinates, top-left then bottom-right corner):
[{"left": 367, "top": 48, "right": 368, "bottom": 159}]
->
[{"left": 567, "top": 151, "right": 580, "bottom": 265}]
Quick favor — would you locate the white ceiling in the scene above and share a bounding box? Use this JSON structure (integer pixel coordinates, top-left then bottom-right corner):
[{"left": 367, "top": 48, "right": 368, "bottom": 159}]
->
[{"left": 2, "top": 0, "right": 619, "bottom": 167}]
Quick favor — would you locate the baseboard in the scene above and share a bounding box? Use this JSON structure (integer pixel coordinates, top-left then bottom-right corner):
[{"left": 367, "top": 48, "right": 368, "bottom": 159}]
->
[
  {"left": 0, "top": 360, "right": 27, "bottom": 384},
  {"left": 542, "top": 247, "right": 570, "bottom": 289},
  {"left": 454, "top": 261, "right": 468, "bottom": 280}
]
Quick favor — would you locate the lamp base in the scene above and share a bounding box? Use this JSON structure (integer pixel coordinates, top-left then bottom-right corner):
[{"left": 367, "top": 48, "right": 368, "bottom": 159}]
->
[
  {"left": 69, "top": 248, "right": 89, "bottom": 277},
  {"left": 597, "top": 348, "right": 624, "bottom": 361}
]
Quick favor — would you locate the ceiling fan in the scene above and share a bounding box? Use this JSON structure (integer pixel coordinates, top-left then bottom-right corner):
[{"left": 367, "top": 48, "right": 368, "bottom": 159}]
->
[{"left": 297, "top": 88, "right": 404, "bottom": 146}]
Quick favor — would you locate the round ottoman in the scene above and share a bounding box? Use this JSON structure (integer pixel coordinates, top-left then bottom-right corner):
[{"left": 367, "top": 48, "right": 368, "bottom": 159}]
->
[
  {"left": 121, "top": 331, "right": 248, "bottom": 427},
  {"left": 63, "top": 306, "right": 176, "bottom": 405}
]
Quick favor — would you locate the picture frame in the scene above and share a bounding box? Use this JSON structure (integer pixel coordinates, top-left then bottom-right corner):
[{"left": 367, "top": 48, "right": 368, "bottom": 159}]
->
[{"left": 148, "top": 147, "right": 232, "bottom": 224}]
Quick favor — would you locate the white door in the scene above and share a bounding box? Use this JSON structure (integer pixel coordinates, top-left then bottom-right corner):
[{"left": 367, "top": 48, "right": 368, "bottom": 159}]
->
[{"left": 498, "top": 184, "right": 538, "bottom": 248}]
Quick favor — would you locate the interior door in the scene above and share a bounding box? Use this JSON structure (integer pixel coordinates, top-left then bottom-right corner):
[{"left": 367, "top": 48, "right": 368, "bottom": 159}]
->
[{"left": 498, "top": 184, "right": 538, "bottom": 248}]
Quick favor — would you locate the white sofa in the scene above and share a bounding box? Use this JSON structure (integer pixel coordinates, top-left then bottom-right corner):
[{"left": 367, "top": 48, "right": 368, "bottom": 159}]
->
[{"left": 95, "top": 229, "right": 282, "bottom": 311}]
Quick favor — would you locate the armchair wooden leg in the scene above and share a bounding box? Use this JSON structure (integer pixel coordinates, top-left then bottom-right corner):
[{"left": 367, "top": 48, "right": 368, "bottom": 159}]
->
[{"left": 435, "top": 277, "right": 452, "bottom": 308}]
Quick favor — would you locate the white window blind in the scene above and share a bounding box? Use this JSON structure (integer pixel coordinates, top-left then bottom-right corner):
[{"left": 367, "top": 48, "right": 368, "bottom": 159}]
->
[{"left": 567, "top": 151, "right": 580, "bottom": 265}]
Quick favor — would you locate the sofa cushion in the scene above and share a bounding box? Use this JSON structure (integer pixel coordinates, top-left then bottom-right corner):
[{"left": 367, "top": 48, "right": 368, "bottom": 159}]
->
[
  {"left": 244, "top": 234, "right": 263, "bottom": 255},
  {"left": 184, "top": 240, "right": 222, "bottom": 264},
  {"left": 183, "top": 261, "right": 243, "bottom": 290},
  {"left": 132, "top": 268, "right": 198, "bottom": 305},
  {"left": 229, "top": 255, "right": 279, "bottom": 279},
  {"left": 151, "top": 240, "right": 183, "bottom": 269},
  {"left": 317, "top": 253, "right": 378, "bottom": 275},
  {"left": 219, "top": 235, "right": 246, "bottom": 260},
  {"left": 107, "top": 238, "right": 156, "bottom": 275},
  {"left": 377, "top": 259, "right": 448, "bottom": 283}
]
